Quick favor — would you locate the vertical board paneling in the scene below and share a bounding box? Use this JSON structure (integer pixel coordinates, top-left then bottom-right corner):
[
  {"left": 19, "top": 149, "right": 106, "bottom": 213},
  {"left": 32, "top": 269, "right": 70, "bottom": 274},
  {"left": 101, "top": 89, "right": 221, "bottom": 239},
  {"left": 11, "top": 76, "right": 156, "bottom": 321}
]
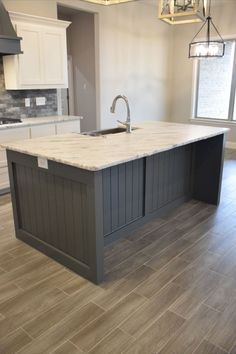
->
[
  {"left": 39, "top": 171, "right": 50, "bottom": 242},
  {"left": 138, "top": 159, "right": 144, "bottom": 217},
  {"left": 72, "top": 181, "right": 83, "bottom": 261},
  {"left": 145, "top": 157, "right": 153, "bottom": 214},
  {"left": 63, "top": 179, "right": 74, "bottom": 258},
  {"left": 111, "top": 166, "right": 119, "bottom": 231},
  {"left": 132, "top": 160, "right": 139, "bottom": 220},
  {"left": 16, "top": 165, "right": 27, "bottom": 230},
  {"left": 26, "top": 167, "right": 36, "bottom": 235},
  {"left": 48, "top": 174, "right": 59, "bottom": 252},
  {"left": 125, "top": 162, "right": 133, "bottom": 223},
  {"left": 153, "top": 155, "right": 159, "bottom": 211},
  {"left": 103, "top": 159, "right": 145, "bottom": 237},
  {"left": 32, "top": 168, "right": 44, "bottom": 240},
  {"left": 118, "top": 164, "right": 126, "bottom": 226},
  {"left": 146, "top": 145, "right": 193, "bottom": 215},
  {"left": 55, "top": 176, "right": 66, "bottom": 252},
  {"left": 102, "top": 168, "right": 112, "bottom": 236},
  {"left": 81, "top": 182, "right": 89, "bottom": 264},
  {"left": 14, "top": 163, "right": 89, "bottom": 265}
]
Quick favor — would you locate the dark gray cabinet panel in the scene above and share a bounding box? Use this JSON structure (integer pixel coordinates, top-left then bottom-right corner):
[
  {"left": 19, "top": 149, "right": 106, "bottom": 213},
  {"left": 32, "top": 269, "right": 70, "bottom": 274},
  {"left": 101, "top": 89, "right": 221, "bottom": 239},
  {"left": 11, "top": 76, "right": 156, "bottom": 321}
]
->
[
  {"left": 193, "top": 134, "right": 225, "bottom": 205},
  {"left": 145, "top": 145, "right": 193, "bottom": 215},
  {"left": 14, "top": 163, "right": 90, "bottom": 265},
  {"left": 8, "top": 151, "right": 104, "bottom": 284},
  {"left": 102, "top": 159, "right": 144, "bottom": 237}
]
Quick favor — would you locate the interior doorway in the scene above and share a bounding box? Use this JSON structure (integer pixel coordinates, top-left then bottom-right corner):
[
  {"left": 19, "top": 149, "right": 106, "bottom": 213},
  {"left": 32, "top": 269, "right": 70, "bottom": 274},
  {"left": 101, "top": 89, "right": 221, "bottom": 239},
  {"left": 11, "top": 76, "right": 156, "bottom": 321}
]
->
[{"left": 57, "top": 5, "right": 98, "bottom": 132}]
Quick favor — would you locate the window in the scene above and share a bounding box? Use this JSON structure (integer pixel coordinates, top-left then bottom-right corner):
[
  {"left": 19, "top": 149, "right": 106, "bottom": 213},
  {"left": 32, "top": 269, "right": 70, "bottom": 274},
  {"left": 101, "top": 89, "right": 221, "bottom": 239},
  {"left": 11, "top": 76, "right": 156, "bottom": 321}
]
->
[{"left": 194, "top": 40, "right": 236, "bottom": 121}]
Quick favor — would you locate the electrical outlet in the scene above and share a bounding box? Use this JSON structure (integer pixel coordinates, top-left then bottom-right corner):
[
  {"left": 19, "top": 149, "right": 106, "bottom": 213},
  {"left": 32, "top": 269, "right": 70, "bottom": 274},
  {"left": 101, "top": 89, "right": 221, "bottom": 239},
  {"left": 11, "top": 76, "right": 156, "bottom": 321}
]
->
[
  {"left": 36, "top": 97, "right": 46, "bottom": 106},
  {"left": 37, "top": 157, "right": 48, "bottom": 169},
  {"left": 25, "top": 98, "right": 31, "bottom": 107}
]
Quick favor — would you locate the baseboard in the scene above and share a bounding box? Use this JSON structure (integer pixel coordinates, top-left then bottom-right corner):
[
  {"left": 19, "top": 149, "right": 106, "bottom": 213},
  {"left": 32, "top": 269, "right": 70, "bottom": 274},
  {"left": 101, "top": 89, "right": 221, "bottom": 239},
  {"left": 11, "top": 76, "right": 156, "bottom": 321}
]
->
[{"left": 226, "top": 142, "right": 236, "bottom": 150}]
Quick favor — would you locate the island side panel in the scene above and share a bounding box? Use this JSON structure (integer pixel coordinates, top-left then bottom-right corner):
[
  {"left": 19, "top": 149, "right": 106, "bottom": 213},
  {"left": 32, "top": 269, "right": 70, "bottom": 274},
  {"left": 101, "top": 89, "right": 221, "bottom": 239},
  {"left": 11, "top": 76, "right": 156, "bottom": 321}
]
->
[
  {"left": 102, "top": 159, "right": 145, "bottom": 244},
  {"left": 7, "top": 150, "right": 104, "bottom": 284},
  {"left": 145, "top": 144, "right": 194, "bottom": 215},
  {"left": 193, "top": 133, "right": 225, "bottom": 205},
  {"left": 103, "top": 145, "right": 194, "bottom": 244}
]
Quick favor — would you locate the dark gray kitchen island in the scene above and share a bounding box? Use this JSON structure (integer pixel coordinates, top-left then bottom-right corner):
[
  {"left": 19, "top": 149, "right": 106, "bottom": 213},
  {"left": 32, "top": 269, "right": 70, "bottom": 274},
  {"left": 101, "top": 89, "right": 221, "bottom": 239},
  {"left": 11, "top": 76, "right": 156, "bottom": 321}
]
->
[{"left": 2, "top": 121, "right": 228, "bottom": 283}]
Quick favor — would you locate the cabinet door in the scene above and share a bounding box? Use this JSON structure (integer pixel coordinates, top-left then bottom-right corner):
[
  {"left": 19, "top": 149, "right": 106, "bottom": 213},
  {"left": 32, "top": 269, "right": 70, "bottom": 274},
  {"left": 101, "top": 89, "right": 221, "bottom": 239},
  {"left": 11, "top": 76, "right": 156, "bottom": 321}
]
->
[
  {"left": 42, "top": 28, "right": 68, "bottom": 86},
  {"left": 30, "top": 124, "right": 56, "bottom": 138},
  {"left": 16, "top": 23, "right": 43, "bottom": 86},
  {"left": 56, "top": 121, "right": 81, "bottom": 134}
]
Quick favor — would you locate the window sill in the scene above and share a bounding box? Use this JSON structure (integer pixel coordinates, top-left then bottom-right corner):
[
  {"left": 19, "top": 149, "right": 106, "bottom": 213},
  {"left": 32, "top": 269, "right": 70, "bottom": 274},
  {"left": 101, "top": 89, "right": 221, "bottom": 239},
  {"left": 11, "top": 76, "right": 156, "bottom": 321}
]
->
[{"left": 190, "top": 118, "right": 236, "bottom": 126}]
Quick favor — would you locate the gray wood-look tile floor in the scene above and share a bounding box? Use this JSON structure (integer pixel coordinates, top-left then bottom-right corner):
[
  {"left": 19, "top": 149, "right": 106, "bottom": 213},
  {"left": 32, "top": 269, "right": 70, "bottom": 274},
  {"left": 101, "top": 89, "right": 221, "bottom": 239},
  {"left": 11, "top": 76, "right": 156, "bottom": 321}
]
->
[{"left": 0, "top": 149, "right": 236, "bottom": 354}]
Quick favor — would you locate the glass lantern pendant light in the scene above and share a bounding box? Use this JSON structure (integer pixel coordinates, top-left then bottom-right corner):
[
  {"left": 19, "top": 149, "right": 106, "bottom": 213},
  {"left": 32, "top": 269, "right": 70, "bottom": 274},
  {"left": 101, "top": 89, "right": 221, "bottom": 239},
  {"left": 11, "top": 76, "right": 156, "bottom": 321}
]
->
[
  {"left": 159, "top": 0, "right": 207, "bottom": 25},
  {"left": 189, "top": 0, "right": 225, "bottom": 58}
]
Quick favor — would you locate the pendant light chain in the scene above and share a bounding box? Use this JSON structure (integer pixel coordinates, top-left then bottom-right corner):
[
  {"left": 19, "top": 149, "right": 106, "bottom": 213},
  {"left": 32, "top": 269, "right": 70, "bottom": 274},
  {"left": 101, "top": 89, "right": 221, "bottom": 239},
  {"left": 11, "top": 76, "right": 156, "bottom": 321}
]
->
[{"left": 208, "top": 0, "right": 211, "bottom": 17}]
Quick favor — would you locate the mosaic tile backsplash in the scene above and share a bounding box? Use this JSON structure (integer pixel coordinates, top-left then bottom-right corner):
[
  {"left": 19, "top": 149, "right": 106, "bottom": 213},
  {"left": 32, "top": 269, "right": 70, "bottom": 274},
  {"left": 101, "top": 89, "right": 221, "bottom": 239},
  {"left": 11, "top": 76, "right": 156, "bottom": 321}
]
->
[{"left": 0, "top": 57, "right": 58, "bottom": 119}]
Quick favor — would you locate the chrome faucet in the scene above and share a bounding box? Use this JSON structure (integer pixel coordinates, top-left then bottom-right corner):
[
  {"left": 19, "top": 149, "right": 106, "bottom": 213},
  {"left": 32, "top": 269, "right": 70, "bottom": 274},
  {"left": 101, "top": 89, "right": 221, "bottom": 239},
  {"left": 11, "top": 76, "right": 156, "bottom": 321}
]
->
[{"left": 110, "top": 95, "right": 131, "bottom": 133}]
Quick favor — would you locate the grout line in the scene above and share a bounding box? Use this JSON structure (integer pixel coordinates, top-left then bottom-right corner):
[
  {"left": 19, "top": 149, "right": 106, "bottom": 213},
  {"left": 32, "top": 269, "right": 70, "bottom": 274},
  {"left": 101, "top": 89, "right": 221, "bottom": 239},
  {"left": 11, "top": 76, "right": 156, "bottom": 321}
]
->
[
  {"left": 201, "top": 337, "right": 229, "bottom": 354},
  {"left": 48, "top": 340, "right": 69, "bottom": 354},
  {"left": 70, "top": 293, "right": 148, "bottom": 352},
  {"left": 68, "top": 340, "right": 86, "bottom": 354},
  {"left": 202, "top": 302, "right": 222, "bottom": 314},
  {"left": 90, "top": 300, "right": 107, "bottom": 312},
  {"left": 20, "top": 326, "right": 35, "bottom": 341}
]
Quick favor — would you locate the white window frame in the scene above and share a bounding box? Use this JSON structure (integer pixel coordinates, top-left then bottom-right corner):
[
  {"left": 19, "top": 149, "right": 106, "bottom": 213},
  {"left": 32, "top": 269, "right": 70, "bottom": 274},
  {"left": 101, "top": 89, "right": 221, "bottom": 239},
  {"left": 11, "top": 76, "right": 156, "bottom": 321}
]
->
[{"left": 191, "top": 35, "right": 236, "bottom": 125}]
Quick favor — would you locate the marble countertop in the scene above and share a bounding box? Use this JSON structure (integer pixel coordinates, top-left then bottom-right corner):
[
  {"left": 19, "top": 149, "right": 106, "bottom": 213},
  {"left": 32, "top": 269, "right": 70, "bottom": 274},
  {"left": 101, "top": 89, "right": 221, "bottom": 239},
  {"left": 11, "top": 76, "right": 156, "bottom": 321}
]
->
[
  {"left": 2, "top": 121, "right": 228, "bottom": 171},
  {"left": 0, "top": 115, "right": 83, "bottom": 130}
]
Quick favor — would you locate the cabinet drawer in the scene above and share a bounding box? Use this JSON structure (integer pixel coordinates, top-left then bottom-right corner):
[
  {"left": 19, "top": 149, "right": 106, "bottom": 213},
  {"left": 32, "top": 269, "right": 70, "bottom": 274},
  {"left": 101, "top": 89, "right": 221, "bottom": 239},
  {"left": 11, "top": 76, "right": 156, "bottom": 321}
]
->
[
  {"left": 30, "top": 124, "right": 56, "bottom": 138},
  {"left": 0, "top": 166, "right": 9, "bottom": 190},
  {"left": 56, "top": 121, "right": 80, "bottom": 134}
]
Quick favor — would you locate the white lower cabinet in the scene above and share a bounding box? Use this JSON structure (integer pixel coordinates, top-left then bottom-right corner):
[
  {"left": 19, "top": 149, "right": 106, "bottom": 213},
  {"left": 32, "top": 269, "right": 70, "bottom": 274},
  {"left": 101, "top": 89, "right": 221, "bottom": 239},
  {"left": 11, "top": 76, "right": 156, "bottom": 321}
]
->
[
  {"left": 0, "top": 167, "right": 9, "bottom": 191},
  {"left": 0, "top": 148, "right": 7, "bottom": 164},
  {"left": 0, "top": 120, "right": 80, "bottom": 193},
  {"left": 56, "top": 120, "right": 81, "bottom": 134},
  {"left": 30, "top": 124, "right": 56, "bottom": 138},
  {"left": 1, "top": 127, "right": 30, "bottom": 145},
  {"left": 0, "top": 127, "right": 30, "bottom": 193}
]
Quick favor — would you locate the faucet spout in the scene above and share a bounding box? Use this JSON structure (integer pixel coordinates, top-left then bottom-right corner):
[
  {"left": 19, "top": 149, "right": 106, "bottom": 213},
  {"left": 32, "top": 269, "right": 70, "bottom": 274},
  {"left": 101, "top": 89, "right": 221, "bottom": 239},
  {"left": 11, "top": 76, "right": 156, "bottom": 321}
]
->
[{"left": 110, "top": 95, "right": 131, "bottom": 133}]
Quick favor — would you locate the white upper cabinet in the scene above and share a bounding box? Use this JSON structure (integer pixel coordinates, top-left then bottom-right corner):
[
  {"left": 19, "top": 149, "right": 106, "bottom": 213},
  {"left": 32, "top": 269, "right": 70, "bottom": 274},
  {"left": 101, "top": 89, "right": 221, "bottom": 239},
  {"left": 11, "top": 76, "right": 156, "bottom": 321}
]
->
[
  {"left": 3, "top": 12, "right": 70, "bottom": 90},
  {"left": 17, "top": 23, "right": 43, "bottom": 85}
]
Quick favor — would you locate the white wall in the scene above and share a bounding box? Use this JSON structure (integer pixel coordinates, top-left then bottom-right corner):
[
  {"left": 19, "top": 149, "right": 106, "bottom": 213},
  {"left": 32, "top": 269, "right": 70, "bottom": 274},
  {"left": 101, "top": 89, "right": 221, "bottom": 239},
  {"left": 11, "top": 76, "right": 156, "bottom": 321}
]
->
[
  {"left": 2, "top": 0, "right": 57, "bottom": 18},
  {"left": 3, "top": 0, "right": 173, "bottom": 130},
  {"left": 97, "top": 0, "right": 173, "bottom": 129},
  {"left": 170, "top": 0, "right": 236, "bottom": 144},
  {"left": 58, "top": 0, "right": 173, "bottom": 129},
  {"left": 70, "top": 11, "right": 97, "bottom": 132}
]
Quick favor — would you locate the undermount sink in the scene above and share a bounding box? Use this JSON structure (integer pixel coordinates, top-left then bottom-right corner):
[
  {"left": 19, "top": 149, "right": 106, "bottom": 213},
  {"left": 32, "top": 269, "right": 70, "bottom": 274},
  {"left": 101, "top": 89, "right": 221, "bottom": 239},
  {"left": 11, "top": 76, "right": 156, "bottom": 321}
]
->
[{"left": 81, "top": 127, "right": 138, "bottom": 137}]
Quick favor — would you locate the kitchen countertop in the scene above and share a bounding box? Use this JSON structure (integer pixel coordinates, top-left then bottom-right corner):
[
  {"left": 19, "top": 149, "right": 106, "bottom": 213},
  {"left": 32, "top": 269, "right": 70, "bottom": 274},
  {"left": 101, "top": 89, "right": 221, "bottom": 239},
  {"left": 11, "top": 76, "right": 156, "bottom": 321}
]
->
[
  {"left": 0, "top": 115, "right": 83, "bottom": 130},
  {"left": 2, "top": 121, "right": 228, "bottom": 171}
]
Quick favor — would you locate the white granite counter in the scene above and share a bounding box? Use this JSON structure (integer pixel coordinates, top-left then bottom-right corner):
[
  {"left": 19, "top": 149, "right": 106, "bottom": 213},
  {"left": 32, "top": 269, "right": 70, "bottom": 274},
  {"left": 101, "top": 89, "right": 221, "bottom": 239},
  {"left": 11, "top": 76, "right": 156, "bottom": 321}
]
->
[
  {"left": 0, "top": 115, "right": 83, "bottom": 130},
  {"left": 1, "top": 121, "right": 228, "bottom": 171}
]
